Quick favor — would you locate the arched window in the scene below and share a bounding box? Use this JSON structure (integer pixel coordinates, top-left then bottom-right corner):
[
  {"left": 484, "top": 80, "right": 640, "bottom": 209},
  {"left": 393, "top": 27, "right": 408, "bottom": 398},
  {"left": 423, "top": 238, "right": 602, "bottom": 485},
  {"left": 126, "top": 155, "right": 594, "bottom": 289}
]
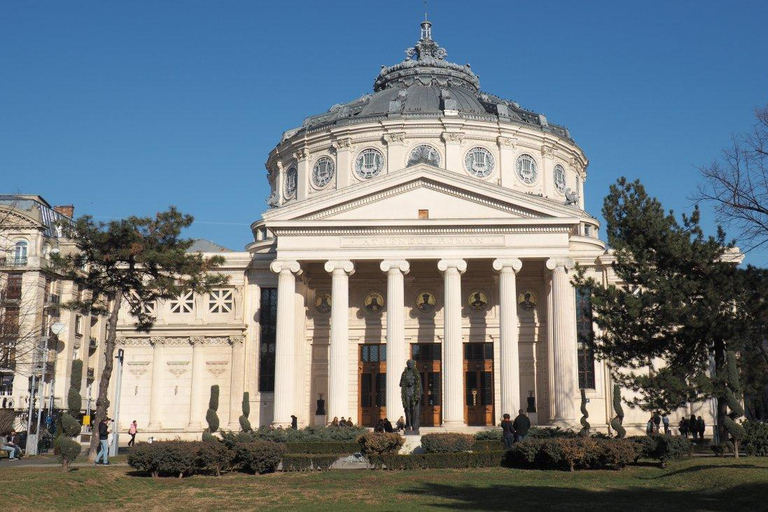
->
[{"left": 13, "top": 241, "right": 28, "bottom": 266}]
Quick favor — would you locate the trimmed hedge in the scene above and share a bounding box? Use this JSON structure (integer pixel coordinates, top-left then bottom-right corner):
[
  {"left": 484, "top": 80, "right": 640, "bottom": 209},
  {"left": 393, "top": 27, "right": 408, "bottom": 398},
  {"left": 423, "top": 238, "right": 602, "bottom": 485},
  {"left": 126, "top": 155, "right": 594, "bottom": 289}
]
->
[
  {"left": 236, "top": 441, "right": 285, "bottom": 474},
  {"left": 282, "top": 454, "right": 339, "bottom": 471},
  {"left": 128, "top": 441, "right": 198, "bottom": 478},
  {"left": 627, "top": 435, "right": 692, "bottom": 467},
  {"left": 504, "top": 438, "right": 640, "bottom": 471},
  {"left": 285, "top": 441, "right": 359, "bottom": 454},
  {"left": 244, "top": 425, "right": 369, "bottom": 443},
  {"left": 472, "top": 440, "right": 504, "bottom": 452},
  {"left": 370, "top": 451, "right": 505, "bottom": 470},
  {"left": 474, "top": 429, "right": 502, "bottom": 441},
  {"left": 357, "top": 432, "right": 404, "bottom": 456},
  {"left": 195, "top": 442, "right": 236, "bottom": 476},
  {"left": 743, "top": 420, "right": 768, "bottom": 456},
  {"left": 420, "top": 433, "right": 474, "bottom": 453}
]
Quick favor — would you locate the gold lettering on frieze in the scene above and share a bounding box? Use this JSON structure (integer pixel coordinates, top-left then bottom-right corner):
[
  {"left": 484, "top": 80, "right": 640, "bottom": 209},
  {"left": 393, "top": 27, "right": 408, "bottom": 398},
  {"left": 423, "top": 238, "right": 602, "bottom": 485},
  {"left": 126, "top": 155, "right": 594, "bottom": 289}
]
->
[{"left": 340, "top": 235, "right": 505, "bottom": 248}]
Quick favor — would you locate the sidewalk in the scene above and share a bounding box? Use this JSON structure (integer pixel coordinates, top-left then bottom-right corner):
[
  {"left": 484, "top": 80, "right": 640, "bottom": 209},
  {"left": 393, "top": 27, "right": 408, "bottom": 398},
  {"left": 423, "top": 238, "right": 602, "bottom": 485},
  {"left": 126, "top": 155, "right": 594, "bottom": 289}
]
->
[{"left": 1, "top": 454, "right": 128, "bottom": 468}]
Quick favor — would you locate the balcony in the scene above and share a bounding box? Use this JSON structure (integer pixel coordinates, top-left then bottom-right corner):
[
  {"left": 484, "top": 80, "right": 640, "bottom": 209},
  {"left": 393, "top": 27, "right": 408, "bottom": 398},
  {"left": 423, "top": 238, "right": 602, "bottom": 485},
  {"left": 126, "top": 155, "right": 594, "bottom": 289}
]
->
[
  {"left": 0, "top": 256, "right": 28, "bottom": 267},
  {"left": 0, "top": 360, "right": 16, "bottom": 372},
  {"left": 87, "top": 368, "right": 95, "bottom": 381},
  {"left": 46, "top": 294, "right": 61, "bottom": 306}
]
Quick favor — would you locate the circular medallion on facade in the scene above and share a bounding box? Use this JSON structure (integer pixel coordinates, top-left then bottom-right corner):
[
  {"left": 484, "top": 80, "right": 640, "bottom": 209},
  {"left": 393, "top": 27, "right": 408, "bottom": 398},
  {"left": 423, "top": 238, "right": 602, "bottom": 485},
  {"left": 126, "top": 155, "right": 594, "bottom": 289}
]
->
[
  {"left": 284, "top": 166, "right": 298, "bottom": 198},
  {"left": 407, "top": 145, "right": 441, "bottom": 167},
  {"left": 518, "top": 291, "right": 538, "bottom": 310},
  {"left": 315, "top": 293, "right": 332, "bottom": 313},
  {"left": 355, "top": 148, "right": 384, "bottom": 179},
  {"left": 312, "top": 156, "right": 335, "bottom": 188},
  {"left": 415, "top": 290, "right": 436, "bottom": 313},
  {"left": 516, "top": 154, "right": 538, "bottom": 185},
  {"left": 364, "top": 292, "right": 385, "bottom": 313},
  {"left": 553, "top": 164, "right": 566, "bottom": 194},
  {"left": 464, "top": 147, "right": 495, "bottom": 178},
  {"left": 467, "top": 290, "right": 489, "bottom": 311}
]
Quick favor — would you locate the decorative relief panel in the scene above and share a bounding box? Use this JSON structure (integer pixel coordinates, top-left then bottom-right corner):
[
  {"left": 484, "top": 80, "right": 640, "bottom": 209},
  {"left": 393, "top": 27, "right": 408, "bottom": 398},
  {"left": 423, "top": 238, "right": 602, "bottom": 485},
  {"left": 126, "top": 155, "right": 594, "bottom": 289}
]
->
[
  {"left": 167, "top": 361, "right": 190, "bottom": 378},
  {"left": 206, "top": 361, "right": 229, "bottom": 378}
]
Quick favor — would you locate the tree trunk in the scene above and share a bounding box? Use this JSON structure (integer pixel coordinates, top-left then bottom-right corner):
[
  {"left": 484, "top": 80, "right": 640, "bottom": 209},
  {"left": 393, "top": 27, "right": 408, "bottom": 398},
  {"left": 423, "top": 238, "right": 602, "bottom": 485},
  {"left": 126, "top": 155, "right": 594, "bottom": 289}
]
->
[
  {"left": 87, "top": 292, "right": 123, "bottom": 462},
  {"left": 714, "top": 339, "right": 728, "bottom": 445}
]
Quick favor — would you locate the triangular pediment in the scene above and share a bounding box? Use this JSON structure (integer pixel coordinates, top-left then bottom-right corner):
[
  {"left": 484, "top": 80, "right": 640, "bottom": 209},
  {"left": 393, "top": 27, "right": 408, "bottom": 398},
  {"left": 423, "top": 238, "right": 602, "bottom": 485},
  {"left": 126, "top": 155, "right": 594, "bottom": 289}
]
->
[{"left": 263, "top": 165, "right": 582, "bottom": 224}]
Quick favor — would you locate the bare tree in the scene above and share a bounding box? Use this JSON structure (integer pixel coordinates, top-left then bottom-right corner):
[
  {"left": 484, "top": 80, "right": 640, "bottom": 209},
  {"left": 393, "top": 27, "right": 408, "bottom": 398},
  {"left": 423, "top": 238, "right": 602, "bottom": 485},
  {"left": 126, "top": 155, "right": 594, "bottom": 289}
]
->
[{"left": 696, "top": 105, "right": 768, "bottom": 251}]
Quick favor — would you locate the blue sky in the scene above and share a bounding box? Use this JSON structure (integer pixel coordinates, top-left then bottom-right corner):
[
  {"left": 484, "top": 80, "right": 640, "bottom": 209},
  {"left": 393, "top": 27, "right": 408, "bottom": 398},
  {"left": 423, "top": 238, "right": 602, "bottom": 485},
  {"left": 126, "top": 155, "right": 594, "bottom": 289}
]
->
[{"left": 2, "top": 1, "right": 767, "bottom": 264}]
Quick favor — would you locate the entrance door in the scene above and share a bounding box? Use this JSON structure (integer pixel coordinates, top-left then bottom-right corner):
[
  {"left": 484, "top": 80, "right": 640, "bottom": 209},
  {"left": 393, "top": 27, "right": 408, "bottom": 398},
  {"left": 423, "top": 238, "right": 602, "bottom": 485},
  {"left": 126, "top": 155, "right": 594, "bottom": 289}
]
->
[
  {"left": 358, "top": 344, "right": 386, "bottom": 427},
  {"left": 411, "top": 343, "right": 441, "bottom": 426},
  {"left": 464, "top": 343, "right": 494, "bottom": 426}
]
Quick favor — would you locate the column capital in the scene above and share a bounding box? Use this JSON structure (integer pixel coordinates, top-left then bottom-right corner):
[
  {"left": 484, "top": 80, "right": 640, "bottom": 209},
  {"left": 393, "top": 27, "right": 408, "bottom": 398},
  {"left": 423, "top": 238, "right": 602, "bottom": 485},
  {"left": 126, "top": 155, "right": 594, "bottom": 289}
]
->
[
  {"left": 190, "top": 336, "right": 205, "bottom": 346},
  {"left": 324, "top": 260, "right": 355, "bottom": 275},
  {"left": 270, "top": 260, "right": 302, "bottom": 275},
  {"left": 380, "top": 260, "right": 410, "bottom": 274},
  {"left": 492, "top": 258, "right": 522, "bottom": 273},
  {"left": 546, "top": 257, "right": 575, "bottom": 271},
  {"left": 437, "top": 259, "right": 467, "bottom": 274}
]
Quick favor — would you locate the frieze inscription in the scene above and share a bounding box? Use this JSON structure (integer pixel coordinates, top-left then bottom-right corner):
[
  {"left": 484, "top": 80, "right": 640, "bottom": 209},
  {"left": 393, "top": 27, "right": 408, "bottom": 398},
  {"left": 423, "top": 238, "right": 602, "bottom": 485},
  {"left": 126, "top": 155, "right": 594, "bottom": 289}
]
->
[{"left": 341, "top": 235, "right": 504, "bottom": 248}]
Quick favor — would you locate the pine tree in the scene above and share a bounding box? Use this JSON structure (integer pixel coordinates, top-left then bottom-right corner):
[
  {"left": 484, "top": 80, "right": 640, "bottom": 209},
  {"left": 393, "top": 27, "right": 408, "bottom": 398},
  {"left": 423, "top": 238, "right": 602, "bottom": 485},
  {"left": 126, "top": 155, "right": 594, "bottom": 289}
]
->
[
  {"left": 574, "top": 178, "right": 744, "bottom": 442},
  {"left": 52, "top": 207, "right": 226, "bottom": 460}
]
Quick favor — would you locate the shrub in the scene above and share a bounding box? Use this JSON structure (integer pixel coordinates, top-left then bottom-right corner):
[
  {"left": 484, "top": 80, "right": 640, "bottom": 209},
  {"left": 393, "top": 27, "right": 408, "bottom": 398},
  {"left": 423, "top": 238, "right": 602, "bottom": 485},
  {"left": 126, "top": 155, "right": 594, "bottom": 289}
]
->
[
  {"left": 743, "top": 420, "right": 768, "bottom": 456},
  {"left": 474, "top": 429, "right": 502, "bottom": 441},
  {"left": 284, "top": 441, "right": 360, "bottom": 454},
  {"left": 504, "top": 438, "right": 641, "bottom": 471},
  {"left": 597, "top": 439, "right": 640, "bottom": 469},
  {"left": 282, "top": 454, "right": 339, "bottom": 471},
  {"left": 231, "top": 425, "right": 369, "bottom": 444},
  {"left": 357, "top": 432, "right": 404, "bottom": 456},
  {"left": 60, "top": 413, "right": 80, "bottom": 438},
  {"left": 127, "top": 441, "right": 197, "bottom": 478},
  {"left": 527, "top": 426, "right": 578, "bottom": 439},
  {"left": 628, "top": 435, "right": 692, "bottom": 467},
  {"left": 54, "top": 436, "right": 82, "bottom": 468},
  {"left": 195, "top": 442, "right": 235, "bottom": 476},
  {"left": 236, "top": 442, "right": 285, "bottom": 474},
  {"left": 472, "top": 440, "right": 504, "bottom": 452},
  {"left": 370, "top": 452, "right": 504, "bottom": 470},
  {"left": 420, "top": 433, "right": 475, "bottom": 453}
]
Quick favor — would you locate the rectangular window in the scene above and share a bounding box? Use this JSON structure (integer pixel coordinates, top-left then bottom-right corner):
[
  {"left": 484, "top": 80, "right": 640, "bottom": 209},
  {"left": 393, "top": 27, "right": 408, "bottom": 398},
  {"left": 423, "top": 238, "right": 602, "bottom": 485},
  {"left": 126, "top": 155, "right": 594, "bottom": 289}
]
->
[
  {"left": 7, "top": 273, "right": 22, "bottom": 300},
  {"left": 576, "top": 287, "right": 596, "bottom": 389},
  {"left": 209, "top": 289, "right": 234, "bottom": 314},
  {"left": 258, "top": 288, "right": 278, "bottom": 392},
  {"left": 1, "top": 306, "right": 20, "bottom": 338},
  {"left": 170, "top": 291, "right": 194, "bottom": 314},
  {"left": 411, "top": 343, "right": 441, "bottom": 361},
  {"left": 75, "top": 315, "right": 83, "bottom": 337}
]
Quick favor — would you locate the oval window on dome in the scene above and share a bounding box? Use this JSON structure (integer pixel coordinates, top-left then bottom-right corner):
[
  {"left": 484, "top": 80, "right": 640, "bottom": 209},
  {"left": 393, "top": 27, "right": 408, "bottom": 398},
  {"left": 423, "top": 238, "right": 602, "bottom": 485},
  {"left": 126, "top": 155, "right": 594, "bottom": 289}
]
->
[
  {"left": 355, "top": 148, "right": 384, "bottom": 179},
  {"left": 516, "top": 154, "right": 538, "bottom": 185},
  {"left": 464, "top": 147, "right": 495, "bottom": 178},
  {"left": 312, "top": 156, "right": 335, "bottom": 188},
  {"left": 284, "top": 166, "right": 298, "bottom": 198},
  {"left": 407, "top": 145, "right": 441, "bottom": 167},
  {"left": 554, "top": 164, "right": 566, "bottom": 193}
]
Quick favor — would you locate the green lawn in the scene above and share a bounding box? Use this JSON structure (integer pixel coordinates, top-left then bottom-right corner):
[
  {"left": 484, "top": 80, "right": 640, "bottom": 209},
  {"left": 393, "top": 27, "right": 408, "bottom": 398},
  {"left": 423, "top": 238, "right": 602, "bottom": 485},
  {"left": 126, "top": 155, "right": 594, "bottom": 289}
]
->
[{"left": 4, "top": 457, "right": 768, "bottom": 511}]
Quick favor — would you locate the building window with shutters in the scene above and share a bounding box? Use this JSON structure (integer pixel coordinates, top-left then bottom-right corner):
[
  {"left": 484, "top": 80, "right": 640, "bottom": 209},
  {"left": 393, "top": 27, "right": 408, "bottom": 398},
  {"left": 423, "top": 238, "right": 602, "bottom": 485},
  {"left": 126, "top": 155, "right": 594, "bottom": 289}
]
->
[
  {"left": 258, "top": 288, "right": 278, "bottom": 392},
  {"left": 576, "top": 287, "right": 596, "bottom": 389}
]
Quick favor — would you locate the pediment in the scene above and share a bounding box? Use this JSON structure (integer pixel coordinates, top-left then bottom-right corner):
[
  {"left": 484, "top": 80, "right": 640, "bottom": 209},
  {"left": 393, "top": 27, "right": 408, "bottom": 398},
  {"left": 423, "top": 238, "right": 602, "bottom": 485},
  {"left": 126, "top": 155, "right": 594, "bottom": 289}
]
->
[{"left": 263, "top": 165, "right": 582, "bottom": 223}]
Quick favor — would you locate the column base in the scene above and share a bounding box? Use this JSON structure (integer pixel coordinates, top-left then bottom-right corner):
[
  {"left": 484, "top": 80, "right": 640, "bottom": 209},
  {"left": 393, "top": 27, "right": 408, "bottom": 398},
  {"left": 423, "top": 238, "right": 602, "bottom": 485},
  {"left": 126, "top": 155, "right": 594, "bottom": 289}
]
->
[
  {"left": 441, "top": 420, "right": 467, "bottom": 429},
  {"left": 187, "top": 422, "right": 203, "bottom": 430},
  {"left": 146, "top": 423, "right": 162, "bottom": 432},
  {"left": 551, "top": 418, "right": 578, "bottom": 429}
]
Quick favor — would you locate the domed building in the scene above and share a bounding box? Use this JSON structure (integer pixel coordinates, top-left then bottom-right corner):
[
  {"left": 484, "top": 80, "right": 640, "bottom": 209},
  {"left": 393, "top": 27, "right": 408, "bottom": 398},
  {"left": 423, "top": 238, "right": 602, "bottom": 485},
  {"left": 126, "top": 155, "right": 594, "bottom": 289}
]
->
[{"left": 109, "top": 20, "right": 713, "bottom": 437}]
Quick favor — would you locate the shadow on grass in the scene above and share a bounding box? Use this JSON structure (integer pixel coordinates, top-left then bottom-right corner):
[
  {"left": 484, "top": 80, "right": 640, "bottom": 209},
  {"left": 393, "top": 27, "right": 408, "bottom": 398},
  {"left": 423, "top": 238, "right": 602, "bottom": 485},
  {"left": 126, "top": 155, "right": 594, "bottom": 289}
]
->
[
  {"left": 643, "top": 463, "right": 767, "bottom": 479},
  {"left": 400, "top": 482, "right": 767, "bottom": 510}
]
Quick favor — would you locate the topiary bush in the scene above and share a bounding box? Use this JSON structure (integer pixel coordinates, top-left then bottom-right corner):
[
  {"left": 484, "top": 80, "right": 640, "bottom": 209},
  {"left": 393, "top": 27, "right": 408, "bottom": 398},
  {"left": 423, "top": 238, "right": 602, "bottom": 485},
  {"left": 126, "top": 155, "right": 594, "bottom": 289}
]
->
[
  {"left": 236, "top": 441, "right": 285, "bottom": 474},
  {"left": 55, "top": 359, "right": 83, "bottom": 469},
  {"left": 579, "top": 388, "right": 590, "bottom": 437},
  {"left": 420, "top": 433, "right": 475, "bottom": 453},
  {"left": 127, "top": 441, "right": 197, "bottom": 478},
  {"left": 610, "top": 384, "right": 626, "bottom": 439},
  {"left": 357, "top": 432, "right": 404, "bottom": 456},
  {"left": 743, "top": 420, "right": 768, "bottom": 456},
  {"left": 195, "top": 441, "right": 236, "bottom": 476},
  {"left": 239, "top": 392, "right": 252, "bottom": 433},
  {"left": 54, "top": 437, "right": 82, "bottom": 468},
  {"left": 203, "top": 385, "right": 220, "bottom": 442},
  {"left": 474, "top": 429, "right": 502, "bottom": 441},
  {"left": 723, "top": 351, "right": 746, "bottom": 458}
]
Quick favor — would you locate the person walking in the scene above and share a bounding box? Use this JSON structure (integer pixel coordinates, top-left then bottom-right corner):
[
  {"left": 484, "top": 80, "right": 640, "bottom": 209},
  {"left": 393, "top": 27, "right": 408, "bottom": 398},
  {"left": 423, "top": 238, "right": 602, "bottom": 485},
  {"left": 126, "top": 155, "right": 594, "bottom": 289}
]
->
[
  {"left": 646, "top": 415, "right": 654, "bottom": 436},
  {"left": 679, "top": 417, "right": 689, "bottom": 438},
  {"left": 652, "top": 412, "right": 661, "bottom": 434},
  {"left": 690, "top": 414, "right": 698, "bottom": 440},
  {"left": 96, "top": 417, "right": 110, "bottom": 465},
  {"left": 662, "top": 414, "right": 670, "bottom": 435},
  {"left": 501, "top": 414, "right": 515, "bottom": 450},
  {"left": 513, "top": 409, "right": 531, "bottom": 443},
  {"left": 697, "top": 416, "right": 706, "bottom": 441},
  {"left": 128, "top": 420, "right": 138, "bottom": 447}
]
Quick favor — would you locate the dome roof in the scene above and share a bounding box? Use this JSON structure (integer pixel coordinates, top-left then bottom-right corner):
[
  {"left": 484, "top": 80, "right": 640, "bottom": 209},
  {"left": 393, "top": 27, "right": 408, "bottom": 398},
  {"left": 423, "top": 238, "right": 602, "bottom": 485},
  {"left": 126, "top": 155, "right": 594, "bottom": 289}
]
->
[{"left": 284, "top": 20, "right": 572, "bottom": 143}]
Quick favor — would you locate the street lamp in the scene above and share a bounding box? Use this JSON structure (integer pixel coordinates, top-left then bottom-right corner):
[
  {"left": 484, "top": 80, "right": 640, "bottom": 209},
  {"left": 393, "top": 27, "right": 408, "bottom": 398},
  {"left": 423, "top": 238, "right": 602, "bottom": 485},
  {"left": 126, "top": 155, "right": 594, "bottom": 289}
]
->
[
  {"left": 26, "top": 322, "right": 66, "bottom": 455},
  {"left": 109, "top": 348, "right": 125, "bottom": 456}
]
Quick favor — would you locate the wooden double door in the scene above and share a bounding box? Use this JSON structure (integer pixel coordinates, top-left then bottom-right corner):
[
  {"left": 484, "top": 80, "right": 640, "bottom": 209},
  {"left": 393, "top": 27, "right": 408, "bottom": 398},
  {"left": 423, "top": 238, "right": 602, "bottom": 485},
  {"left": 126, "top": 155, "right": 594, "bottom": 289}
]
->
[
  {"left": 411, "top": 343, "right": 442, "bottom": 427},
  {"left": 358, "top": 344, "right": 386, "bottom": 427},
  {"left": 464, "top": 343, "right": 495, "bottom": 426}
]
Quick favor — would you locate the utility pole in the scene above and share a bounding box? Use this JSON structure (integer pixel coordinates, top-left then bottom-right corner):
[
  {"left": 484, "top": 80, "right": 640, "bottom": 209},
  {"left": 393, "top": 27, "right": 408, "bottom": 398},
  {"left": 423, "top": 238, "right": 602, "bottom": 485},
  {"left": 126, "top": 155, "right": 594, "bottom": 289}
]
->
[
  {"left": 34, "top": 338, "right": 49, "bottom": 448},
  {"left": 109, "top": 348, "right": 124, "bottom": 456}
]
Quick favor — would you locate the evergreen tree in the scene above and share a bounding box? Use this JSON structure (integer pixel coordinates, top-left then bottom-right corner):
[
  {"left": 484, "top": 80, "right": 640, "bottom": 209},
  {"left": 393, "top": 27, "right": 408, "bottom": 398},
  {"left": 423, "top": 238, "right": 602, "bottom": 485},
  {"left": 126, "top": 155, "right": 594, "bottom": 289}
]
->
[
  {"left": 723, "top": 351, "right": 746, "bottom": 457},
  {"left": 55, "top": 359, "right": 83, "bottom": 470},
  {"left": 239, "top": 391, "right": 252, "bottom": 432},
  {"left": 203, "top": 384, "right": 220, "bottom": 442},
  {"left": 574, "top": 178, "right": 743, "bottom": 442},
  {"left": 52, "top": 207, "right": 226, "bottom": 460}
]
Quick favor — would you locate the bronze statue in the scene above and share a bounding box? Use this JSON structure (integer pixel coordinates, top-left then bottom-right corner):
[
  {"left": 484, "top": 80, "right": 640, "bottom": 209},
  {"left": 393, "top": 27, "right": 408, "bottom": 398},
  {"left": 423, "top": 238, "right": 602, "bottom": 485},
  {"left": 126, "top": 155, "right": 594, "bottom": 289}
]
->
[{"left": 400, "top": 359, "right": 422, "bottom": 433}]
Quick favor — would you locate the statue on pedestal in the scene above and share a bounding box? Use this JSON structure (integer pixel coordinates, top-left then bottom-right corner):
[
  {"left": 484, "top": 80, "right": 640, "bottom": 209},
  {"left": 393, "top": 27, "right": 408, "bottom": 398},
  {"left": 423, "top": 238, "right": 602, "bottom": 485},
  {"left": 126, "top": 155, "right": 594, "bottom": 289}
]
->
[{"left": 400, "top": 359, "right": 422, "bottom": 434}]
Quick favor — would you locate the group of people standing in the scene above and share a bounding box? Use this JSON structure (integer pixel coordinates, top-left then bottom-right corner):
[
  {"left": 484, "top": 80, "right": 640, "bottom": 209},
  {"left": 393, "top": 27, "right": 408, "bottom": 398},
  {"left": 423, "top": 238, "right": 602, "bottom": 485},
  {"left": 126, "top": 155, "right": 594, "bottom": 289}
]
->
[
  {"left": 500, "top": 410, "right": 531, "bottom": 449},
  {"left": 329, "top": 416, "right": 356, "bottom": 428},
  {"left": 679, "top": 414, "right": 706, "bottom": 440}
]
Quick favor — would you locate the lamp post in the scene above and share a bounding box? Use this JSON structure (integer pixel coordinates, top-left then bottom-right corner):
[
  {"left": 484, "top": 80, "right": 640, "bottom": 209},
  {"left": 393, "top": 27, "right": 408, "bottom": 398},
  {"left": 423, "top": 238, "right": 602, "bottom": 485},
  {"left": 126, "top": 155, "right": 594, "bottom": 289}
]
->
[{"left": 109, "top": 348, "right": 125, "bottom": 456}]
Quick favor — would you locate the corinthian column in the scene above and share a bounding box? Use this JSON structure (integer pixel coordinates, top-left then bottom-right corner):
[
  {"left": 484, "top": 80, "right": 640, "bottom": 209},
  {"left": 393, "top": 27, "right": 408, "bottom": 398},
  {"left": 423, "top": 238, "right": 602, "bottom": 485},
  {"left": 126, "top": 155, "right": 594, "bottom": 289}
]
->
[
  {"left": 270, "top": 260, "right": 302, "bottom": 427},
  {"left": 438, "top": 259, "right": 467, "bottom": 427},
  {"left": 324, "top": 260, "right": 354, "bottom": 423},
  {"left": 147, "top": 337, "right": 165, "bottom": 431},
  {"left": 187, "top": 336, "right": 205, "bottom": 430},
  {"left": 493, "top": 258, "right": 523, "bottom": 417},
  {"left": 380, "top": 260, "right": 410, "bottom": 422},
  {"left": 546, "top": 257, "right": 578, "bottom": 424}
]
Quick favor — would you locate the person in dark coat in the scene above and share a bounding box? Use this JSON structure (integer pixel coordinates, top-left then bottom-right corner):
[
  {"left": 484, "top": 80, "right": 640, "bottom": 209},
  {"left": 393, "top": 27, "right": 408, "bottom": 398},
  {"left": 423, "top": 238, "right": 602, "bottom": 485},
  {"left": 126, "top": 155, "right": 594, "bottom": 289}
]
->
[
  {"left": 383, "top": 418, "right": 394, "bottom": 433},
  {"left": 374, "top": 419, "right": 385, "bottom": 433},
  {"left": 513, "top": 409, "right": 531, "bottom": 443},
  {"left": 652, "top": 412, "right": 661, "bottom": 434},
  {"left": 679, "top": 417, "right": 689, "bottom": 438},
  {"left": 501, "top": 414, "right": 515, "bottom": 450},
  {"left": 96, "top": 418, "right": 110, "bottom": 465},
  {"left": 690, "top": 414, "right": 698, "bottom": 440},
  {"left": 697, "top": 416, "right": 706, "bottom": 440}
]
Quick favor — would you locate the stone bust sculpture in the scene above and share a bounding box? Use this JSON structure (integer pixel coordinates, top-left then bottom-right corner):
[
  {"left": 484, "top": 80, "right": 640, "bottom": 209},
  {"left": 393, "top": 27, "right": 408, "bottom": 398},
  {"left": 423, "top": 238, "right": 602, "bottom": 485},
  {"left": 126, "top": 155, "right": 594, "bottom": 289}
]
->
[{"left": 399, "top": 359, "right": 422, "bottom": 433}]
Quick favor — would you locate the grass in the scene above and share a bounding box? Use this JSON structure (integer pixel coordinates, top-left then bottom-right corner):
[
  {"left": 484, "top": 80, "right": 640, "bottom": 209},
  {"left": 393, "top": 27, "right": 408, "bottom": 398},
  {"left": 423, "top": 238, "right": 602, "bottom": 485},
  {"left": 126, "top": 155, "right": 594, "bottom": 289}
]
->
[{"left": 4, "top": 457, "right": 768, "bottom": 511}]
